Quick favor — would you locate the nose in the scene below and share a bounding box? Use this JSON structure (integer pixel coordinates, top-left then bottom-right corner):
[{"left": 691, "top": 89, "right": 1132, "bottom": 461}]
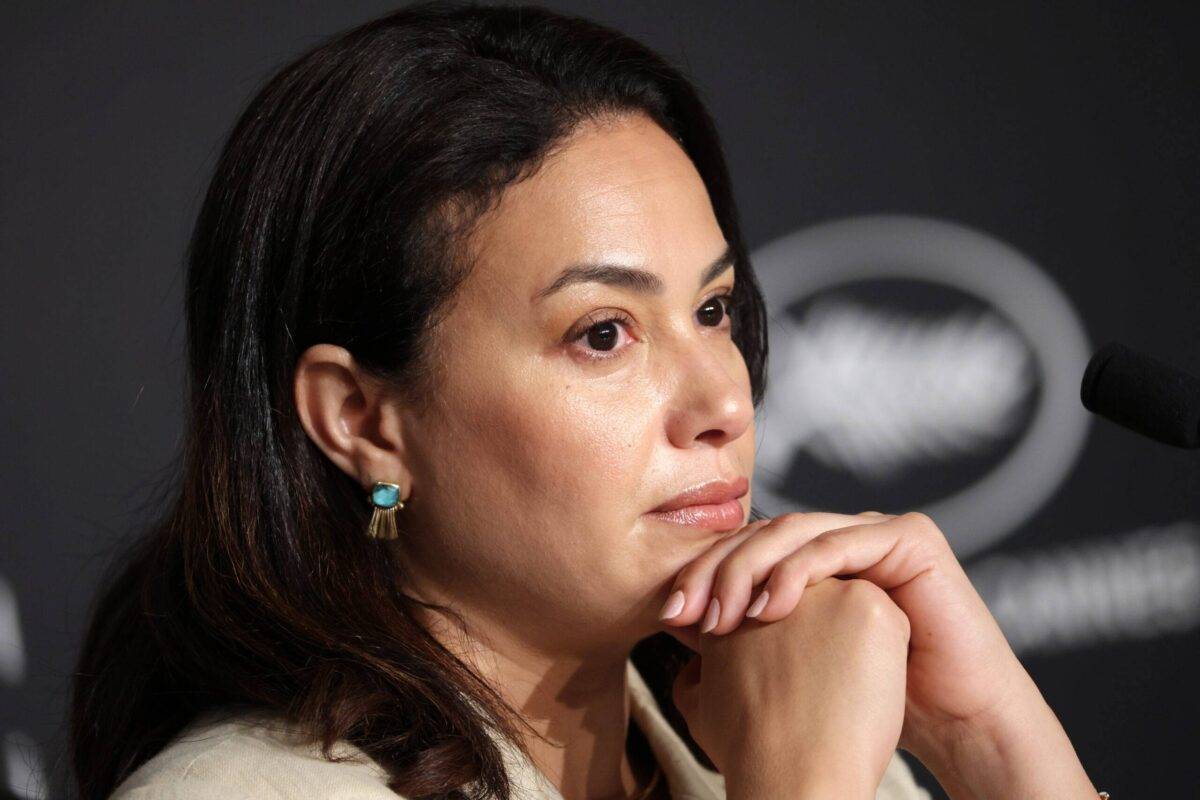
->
[{"left": 663, "top": 339, "right": 755, "bottom": 450}]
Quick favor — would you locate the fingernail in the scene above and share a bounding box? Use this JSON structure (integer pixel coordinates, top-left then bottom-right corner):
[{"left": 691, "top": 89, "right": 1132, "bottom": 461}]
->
[
  {"left": 659, "top": 589, "right": 685, "bottom": 620},
  {"left": 700, "top": 597, "right": 721, "bottom": 633},
  {"left": 746, "top": 589, "right": 769, "bottom": 618}
]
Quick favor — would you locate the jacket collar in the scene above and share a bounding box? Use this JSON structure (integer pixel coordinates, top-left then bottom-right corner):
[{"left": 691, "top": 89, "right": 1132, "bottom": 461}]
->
[{"left": 624, "top": 657, "right": 725, "bottom": 800}]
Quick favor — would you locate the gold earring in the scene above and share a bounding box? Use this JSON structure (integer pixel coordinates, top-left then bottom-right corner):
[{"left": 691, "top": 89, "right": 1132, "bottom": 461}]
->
[{"left": 367, "top": 481, "right": 406, "bottom": 540}]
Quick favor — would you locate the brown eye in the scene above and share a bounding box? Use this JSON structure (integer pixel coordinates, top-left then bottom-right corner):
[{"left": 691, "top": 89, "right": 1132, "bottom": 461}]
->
[
  {"left": 585, "top": 319, "right": 620, "bottom": 351},
  {"left": 698, "top": 293, "right": 734, "bottom": 328},
  {"left": 566, "top": 310, "right": 635, "bottom": 361}
]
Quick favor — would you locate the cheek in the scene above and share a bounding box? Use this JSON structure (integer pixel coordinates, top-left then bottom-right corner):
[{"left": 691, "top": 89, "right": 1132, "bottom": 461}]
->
[
  {"left": 420, "top": 304, "right": 679, "bottom": 587},
  {"left": 433, "top": 357, "right": 662, "bottom": 523},
  {"left": 491, "top": 382, "right": 662, "bottom": 585},
  {"left": 554, "top": 381, "right": 658, "bottom": 495}
]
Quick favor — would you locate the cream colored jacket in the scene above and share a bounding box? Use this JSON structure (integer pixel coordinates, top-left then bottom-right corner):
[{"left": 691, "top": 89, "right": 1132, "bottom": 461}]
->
[{"left": 110, "top": 658, "right": 932, "bottom": 799}]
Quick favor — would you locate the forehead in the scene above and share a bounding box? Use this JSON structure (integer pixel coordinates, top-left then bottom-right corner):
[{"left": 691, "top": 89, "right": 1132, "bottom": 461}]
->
[{"left": 464, "top": 113, "right": 721, "bottom": 294}]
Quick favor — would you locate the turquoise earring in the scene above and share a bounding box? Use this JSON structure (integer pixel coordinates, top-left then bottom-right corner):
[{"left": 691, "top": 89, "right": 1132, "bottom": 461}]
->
[{"left": 367, "top": 481, "right": 406, "bottom": 540}]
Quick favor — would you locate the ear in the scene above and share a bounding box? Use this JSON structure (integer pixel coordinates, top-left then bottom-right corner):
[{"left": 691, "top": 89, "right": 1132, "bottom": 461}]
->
[{"left": 292, "top": 343, "right": 413, "bottom": 495}]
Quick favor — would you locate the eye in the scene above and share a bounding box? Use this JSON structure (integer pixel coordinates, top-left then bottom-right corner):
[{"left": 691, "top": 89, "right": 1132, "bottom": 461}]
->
[
  {"left": 566, "top": 310, "right": 636, "bottom": 360},
  {"left": 564, "top": 291, "right": 736, "bottom": 363},
  {"left": 698, "top": 291, "right": 735, "bottom": 329}
]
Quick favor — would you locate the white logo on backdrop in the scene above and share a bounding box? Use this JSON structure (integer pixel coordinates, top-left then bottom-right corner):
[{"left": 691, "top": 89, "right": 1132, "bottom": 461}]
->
[
  {"left": 3, "top": 729, "right": 45, "bottom": 800},
  {"left": 751, "top": 215, "right": 1093, "bottom": 559},
  {"left": 0, "top": 577, "right": 43, "bottom": 799},
  {"left": 772, "top": 296, "right": 1036, "bottom": 483},
  {"left": 0, "top": 579, "right": 24, "bottom": 685},
  {"left": 967, "top": 520, "right": 1200, "bottom": 654}
]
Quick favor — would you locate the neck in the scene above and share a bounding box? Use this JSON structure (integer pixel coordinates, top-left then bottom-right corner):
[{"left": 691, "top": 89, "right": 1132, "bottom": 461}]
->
[{"left": 408, "top": 587, "right": 655, "bottom": 800}]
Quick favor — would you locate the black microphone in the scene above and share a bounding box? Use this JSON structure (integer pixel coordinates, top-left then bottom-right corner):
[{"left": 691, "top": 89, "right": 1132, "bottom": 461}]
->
[{"left": 1080, "top": 341, "right": 1200, "bottom": 448}]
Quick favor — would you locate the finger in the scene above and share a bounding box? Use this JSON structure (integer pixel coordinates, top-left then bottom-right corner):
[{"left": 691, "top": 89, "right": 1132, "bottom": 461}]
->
[
  {"left": 748, "top": 512, "right": 943, "bottom": 623},
  {"left": 680, "top": 511, "right": 896, "bottom": 635},
  {"left": 703, "top": 511, "right": 898, "bottom": 634},
  {"left": 657, "top": 517, "right": 772, "bottom": 627}
]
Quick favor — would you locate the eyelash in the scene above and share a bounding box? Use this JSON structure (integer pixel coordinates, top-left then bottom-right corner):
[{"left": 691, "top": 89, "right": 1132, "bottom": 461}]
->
[{"left": 566, "top": 291, "right": 736, "bottom": 362}]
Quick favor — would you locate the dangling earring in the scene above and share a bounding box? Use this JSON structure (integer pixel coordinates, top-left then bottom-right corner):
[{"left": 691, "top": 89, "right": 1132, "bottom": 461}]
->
[{"left": 367, "top": 481, "right": 406, "bottom": 540}]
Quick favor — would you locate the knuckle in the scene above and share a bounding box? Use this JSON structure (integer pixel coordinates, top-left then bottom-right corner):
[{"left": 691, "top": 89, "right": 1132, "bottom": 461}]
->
[
  {"left": 671, "top": 566, "right": 698, "bottom": 590},
  {"left": 841, "top": 578, "right": 893, "bottom": 616},
  {"left": 777, "top": 510, "right": 810, "bottom": 528},
  {"left": 809, "top": 532, "right": 839, "bottom": 552},
  {"left": 842, "top": 576, "right": 886, "bottom": 602},
  {"left": 721, "top": 545, "right": 758, "bottom": 577},
  {"left": 710, "top": 559, "right": 738, "bottom": 592},
  {"left": 902, "top": 510, "right": 949, "bottom": 549},
  {"left": 674, "top": 561, "right": 711, "bottom": 591},
  {"left": 771, "top": 554, "right": 807, "bottom": 585},
  {"left": 888, "top": 606, "right": 912, "bottom": 642},
  {"left": 745, "top": 516, "right": 775, "bottom": 533},
  {"left": 896, "top": 607, "right": 912, "bottom": 639},
  {"left": 711, "top": 548, "right": 760, "bottom": 592},
  {"left": 902, "top": 510, "right": 935, "bottom": 529}
]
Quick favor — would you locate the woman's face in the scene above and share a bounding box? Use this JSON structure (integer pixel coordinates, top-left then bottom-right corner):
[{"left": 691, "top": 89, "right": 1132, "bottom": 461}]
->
[{"left": 397, "top": 112, "right": 755, "bottom": 653}]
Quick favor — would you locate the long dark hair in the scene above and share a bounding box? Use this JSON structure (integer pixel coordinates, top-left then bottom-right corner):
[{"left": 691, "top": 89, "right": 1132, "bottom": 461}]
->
[{"left": 69, "top": 2, "right": 771, "bottom": 798}]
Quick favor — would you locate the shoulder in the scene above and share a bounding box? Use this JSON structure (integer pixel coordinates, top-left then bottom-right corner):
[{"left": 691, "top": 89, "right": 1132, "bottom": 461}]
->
[
  {"left": 110, "top": 709, "right": 403, "bottom": 800},
  {"left": 876, "top": 750, "right": 934, "bottom": 800}
]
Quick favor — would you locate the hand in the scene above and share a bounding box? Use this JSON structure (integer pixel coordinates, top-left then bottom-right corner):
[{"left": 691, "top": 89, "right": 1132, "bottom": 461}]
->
[
  {"left": 673, "top": 576, "right": 911, "bottom": 799},
  {"left": 656, "top": 511, "right": 1034, "bottom": 763}
]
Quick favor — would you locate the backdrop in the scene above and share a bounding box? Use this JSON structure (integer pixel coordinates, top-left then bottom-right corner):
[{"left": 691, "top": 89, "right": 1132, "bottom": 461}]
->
[{"left": 3, "top": 2, "right": 1198, "bottom": 798}]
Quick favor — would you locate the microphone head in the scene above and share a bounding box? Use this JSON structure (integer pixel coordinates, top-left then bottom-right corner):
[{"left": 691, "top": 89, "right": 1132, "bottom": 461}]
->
[{"left": 1081, "top": 341, "right": 1200, "bottom": 449}]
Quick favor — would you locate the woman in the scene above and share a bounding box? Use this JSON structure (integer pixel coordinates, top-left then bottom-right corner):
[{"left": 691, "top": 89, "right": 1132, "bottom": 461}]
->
[{"left": 69, "top": 2, "right": 1106, "bottom": 799}]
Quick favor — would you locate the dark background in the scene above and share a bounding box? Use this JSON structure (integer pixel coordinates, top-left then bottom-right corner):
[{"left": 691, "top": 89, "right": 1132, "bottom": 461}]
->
[{"left": 2, "top": 2, "right": 1198, "bottom": 798}]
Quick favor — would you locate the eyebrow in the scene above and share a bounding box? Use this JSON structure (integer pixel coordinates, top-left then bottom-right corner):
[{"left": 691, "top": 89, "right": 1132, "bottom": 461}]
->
[{"left": 532, "top": 242, "right": 736, "bottom": 303}]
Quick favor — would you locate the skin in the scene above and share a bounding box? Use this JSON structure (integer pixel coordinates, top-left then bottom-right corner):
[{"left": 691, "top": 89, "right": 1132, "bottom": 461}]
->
[
  {"left": 294, "top": 111, "right": 755, "bottom": 800},
  {"left": 661, "top": 510, "right": 1101, "bottom": 798},
  {"left": 295, "top": 110, "right": 1100, "bottom": 799}
]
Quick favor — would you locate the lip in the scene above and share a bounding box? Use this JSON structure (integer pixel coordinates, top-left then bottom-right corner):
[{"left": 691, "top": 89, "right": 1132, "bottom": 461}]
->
[
  {"left": 650, "top": 475, "right": 750, "bottom": 512},
  {"left": 645, "top": 475, "right": 749, "bottom": 532}
]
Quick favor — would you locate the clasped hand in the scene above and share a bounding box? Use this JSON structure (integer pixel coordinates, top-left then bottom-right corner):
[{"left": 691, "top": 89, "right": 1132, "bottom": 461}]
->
[{"left": 656, "top": 510, "right": 1033, "bottom": 760}]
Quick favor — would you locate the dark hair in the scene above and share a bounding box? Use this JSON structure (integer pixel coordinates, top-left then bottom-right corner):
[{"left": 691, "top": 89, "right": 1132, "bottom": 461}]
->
[{"left": 69, "top": 2, "right": 771, "bottom": 798}]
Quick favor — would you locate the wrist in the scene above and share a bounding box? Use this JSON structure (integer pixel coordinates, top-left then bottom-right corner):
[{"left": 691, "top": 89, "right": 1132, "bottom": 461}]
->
[{"left": 906, "top": 676, "right": 1099, "bottom": 799}]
